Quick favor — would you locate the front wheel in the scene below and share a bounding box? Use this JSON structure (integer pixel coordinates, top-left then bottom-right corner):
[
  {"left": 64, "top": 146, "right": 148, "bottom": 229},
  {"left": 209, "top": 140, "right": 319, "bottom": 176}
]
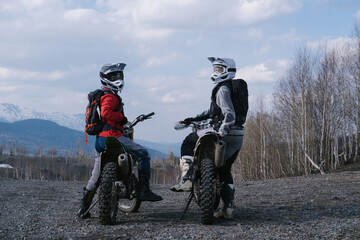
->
[
  {"left": 200, "top": 158, "right": 215, "bottom": 225},
  {"left": 98, "top": 162, "right": 119, "bottom": 225}
]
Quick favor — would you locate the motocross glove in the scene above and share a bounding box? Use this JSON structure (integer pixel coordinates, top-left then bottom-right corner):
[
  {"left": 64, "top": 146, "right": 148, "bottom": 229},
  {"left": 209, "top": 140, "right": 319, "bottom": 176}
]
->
[
  {"left": 120, "top": 116, "right": 128, "bottom": 125},
  {"left": 218, "top": 130, "right": 226, "bottom": 137}
]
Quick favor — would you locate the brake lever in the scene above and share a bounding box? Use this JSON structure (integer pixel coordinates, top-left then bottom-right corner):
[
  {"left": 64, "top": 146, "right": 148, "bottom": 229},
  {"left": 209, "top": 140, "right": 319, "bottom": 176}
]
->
[{"left": 137, "top": 114, "right": 145, "bottom": 121}]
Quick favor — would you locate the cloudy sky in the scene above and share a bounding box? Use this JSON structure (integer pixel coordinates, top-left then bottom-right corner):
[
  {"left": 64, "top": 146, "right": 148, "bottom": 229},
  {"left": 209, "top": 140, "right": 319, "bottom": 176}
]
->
[{"left": 1, "top": 0, "right": 360, "bottom": 143}]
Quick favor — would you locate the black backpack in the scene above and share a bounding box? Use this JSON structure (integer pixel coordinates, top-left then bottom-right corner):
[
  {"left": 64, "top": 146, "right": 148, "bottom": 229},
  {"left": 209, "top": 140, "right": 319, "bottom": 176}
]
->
[
  {"left": 211, "top": 79, "right": 249, "bottom": 126},
  {"left": 84, "top": 89, "right": 111, "bottom": 144},
  {"left": 231, "top": 79, "right": 249, "bottom": 126}
]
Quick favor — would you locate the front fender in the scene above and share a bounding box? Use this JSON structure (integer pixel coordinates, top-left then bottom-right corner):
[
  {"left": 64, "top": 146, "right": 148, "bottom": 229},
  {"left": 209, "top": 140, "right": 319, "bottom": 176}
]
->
[{"left": 194, "top": 132, "right": 219, "bottom": 165}]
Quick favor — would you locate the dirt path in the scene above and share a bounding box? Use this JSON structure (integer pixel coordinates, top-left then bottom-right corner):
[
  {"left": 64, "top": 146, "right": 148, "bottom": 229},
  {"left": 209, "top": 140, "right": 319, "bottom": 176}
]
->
[{"left": 0, "top": 171, "right": 359, "bottom": 239}]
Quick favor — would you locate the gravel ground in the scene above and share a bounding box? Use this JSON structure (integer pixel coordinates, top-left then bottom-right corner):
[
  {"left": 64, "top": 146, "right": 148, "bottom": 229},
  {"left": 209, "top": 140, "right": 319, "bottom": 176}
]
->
[{"left": 0, "top": 170, "right": 359, "bottom": 240}]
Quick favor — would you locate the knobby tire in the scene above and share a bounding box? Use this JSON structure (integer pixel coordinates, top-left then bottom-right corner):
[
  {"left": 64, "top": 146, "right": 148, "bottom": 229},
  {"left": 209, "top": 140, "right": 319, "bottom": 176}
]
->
[
  {"left": 200, "top": 158, "right": 215, "bottom": 225},
  {"left": 98, "top": 162, "right": 118, "bottom": 225}
]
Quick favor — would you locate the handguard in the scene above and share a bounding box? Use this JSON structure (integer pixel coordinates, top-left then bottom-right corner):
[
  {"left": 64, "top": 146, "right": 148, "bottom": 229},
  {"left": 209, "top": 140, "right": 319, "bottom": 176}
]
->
[{"left": 174, "top": 121, "right": 189, "bottom": 130}]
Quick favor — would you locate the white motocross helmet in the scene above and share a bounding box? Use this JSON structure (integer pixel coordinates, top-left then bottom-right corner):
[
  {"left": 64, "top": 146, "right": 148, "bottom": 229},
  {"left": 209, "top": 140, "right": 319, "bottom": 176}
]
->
[
  {"left": 208, "top": 57, "right": 236, "bottom": 84},
  {"left": 100, "top": 63, "right": 126, "bottom": 92}
]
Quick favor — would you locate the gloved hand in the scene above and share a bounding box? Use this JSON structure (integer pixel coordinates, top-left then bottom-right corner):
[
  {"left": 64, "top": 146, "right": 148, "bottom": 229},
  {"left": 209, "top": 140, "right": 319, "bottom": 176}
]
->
[
  {"left": 120, "top": 116, "right": 128, "bottom": 125},
  {"left": 181, "top": 117, "right": 194, "bottom": 125},
  {"left": 218, "top": 130, "right": 227, "bottom": 137}
]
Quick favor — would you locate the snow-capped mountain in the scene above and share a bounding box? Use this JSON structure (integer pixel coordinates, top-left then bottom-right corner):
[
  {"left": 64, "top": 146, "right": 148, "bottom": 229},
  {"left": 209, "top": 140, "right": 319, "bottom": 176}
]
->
[
  {"left": 0, "top": 103, "right": 84, "bottom": 132},
  {"left": 0, "top": 103, "right": 181, "bottom": 156}
]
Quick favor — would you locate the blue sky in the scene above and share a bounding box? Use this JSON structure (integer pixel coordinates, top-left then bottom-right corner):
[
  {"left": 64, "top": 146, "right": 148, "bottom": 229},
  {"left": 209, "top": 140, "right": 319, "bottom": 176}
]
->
[{"left": 0, "top": 0, "right": 359, "bottom": 143}]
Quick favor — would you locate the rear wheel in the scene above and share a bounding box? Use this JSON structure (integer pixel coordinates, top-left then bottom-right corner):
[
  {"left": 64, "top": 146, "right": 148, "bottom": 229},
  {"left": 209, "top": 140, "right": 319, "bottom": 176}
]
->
[
  {"left": 200, "top": 158, "right": 215, "bottom": 225},
  {"left": 98, "top": 162, "right": 118, "bottom": 225},
  {"left": 118, "top": 174, "right": 142, "bottom": 213}
]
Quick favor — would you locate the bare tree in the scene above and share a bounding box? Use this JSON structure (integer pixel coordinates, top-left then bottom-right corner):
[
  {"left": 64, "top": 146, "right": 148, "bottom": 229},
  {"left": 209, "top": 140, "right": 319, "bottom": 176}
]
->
[
  {"left": 37, "top": 143, "right": 44, "bottom": 158},
  {"left": 274, "top": 45, "right": 324, "bottom": 174},
  {"left": 348, "top": 21, "right": 360, "bottom": 161},
  {"left": 314, "top": 45, "right": 339, "bottom": 171},
  {"left": 17, "top": 146, "right": 27, "bottom": 157},
  {"left": 0, "top": 140, "right": 5, "bottom": 155},
  {"left": 48, "top": 148, "right": 58, "bottom": 158}
]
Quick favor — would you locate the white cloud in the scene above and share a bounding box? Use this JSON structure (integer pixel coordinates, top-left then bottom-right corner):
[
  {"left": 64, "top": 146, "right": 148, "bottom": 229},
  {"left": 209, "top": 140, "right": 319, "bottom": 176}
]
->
[
  {"left": 0, "top": 67, "right": 66, "bottom": 81},
  {"left": 247, "top": 28, "right": 263, "bottom": 40},
  {"left": 145, "top": 53, "right": 179, "bottom": 67},
  {"left": 0, "top": 0, "right": 61, "bottom": 13},
  {"left": 64, "top": 9, "right": 97, "bottom": 22},
  {"left": 130, "top": 100, "right": 142, "bottom": 106},
  {"left": 20, "top": 0, "right": 60, "bottom": 10},
  {"left": 248, "top": 94, "right": 274, "bottom": 113},
  {"left": 307, "top": 36, "right": 354, "bottom": 51},
  {"left": 269, "top": 28, "right": 304, "bottom": 43},
  {"left": 162, "top": 91, "right": 191, "bottom": 103},
  {"left": 356, "top": 9, "right": 360, "bottom": 20},
  {"left": 101, "top": 0, "right": 302, "bottom": 30},
  {"left": 0, "top": 0, "right": 303, "bottom": 46},
  {"left": 255, "top": 44, "right": 271, "bottom": 55},
  {"left": 186, "top": 36, "right": 204, "bottom": 46},
  {"left": 0, "top": 86, "right": 18, "bottom": 92},
  {"left": 226, "top": 0, "right": 302, "bottom": 25},
  {"left": 238, "top": 59, "right": 291, "bottom": 83},
  {"left": 196, "top": 68, "right": 211, "bottom": 78},
  {"left": 48, "top": 90, "right": 87, "bottom": 111},
  {"left": 0, "top": 2, "right": 16, "bottom": 12}
]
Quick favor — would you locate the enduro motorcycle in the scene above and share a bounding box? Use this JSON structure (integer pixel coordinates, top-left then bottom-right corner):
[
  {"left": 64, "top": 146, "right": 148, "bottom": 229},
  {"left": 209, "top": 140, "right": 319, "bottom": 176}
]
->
[
  {"left": 84, "top": 112, "right": 155, "bottom": 225},
  {"left": 175, "top": 120, "right": 226, "bottom": 225}
]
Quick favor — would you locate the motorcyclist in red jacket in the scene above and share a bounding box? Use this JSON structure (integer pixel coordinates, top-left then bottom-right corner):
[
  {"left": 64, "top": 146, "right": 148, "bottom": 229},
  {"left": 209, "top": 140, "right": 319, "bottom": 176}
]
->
[{"left": 77, "top": 63, "right": 162, "bottom": 219}]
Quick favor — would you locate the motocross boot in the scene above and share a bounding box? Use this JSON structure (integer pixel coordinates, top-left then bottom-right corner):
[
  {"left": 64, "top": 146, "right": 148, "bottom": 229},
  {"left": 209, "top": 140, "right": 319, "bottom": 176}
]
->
[
  {"left": 77, "top": 188, "right": 96, "bottom": 219},
  {"left": 214, "top": 184, "right": 235, "bottom": 219},
  {"left": 138, "top": 169, "right": 163, "bottom": 202},
  {"left": 170, "top": 156, "right": 193, "bottom": 192}
]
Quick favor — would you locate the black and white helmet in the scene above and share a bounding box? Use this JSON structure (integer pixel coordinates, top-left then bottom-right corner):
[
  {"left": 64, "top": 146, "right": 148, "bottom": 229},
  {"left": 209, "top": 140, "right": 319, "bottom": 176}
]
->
[
  {"left": 100, "top": 63, "right": 126, "bottom": 92},
  {"left": 208, "top": 57, "right": 236, "bottom": 84}
]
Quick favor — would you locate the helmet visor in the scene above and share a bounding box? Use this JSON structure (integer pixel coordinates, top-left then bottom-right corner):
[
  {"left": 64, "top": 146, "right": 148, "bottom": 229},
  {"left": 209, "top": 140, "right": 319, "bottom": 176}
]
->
[
  {"left": 214, "top": 65, "right": 226, "bottom": 74},
  {"left": 107, "top": 71, "right": 123, "bottom": 81}
]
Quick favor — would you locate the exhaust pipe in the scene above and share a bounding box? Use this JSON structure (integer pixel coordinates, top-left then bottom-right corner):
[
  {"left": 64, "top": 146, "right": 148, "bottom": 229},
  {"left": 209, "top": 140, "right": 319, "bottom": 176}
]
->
[
  {"left": 214, "top": 140, "right": 226, "bottom": 168},
  {"left": 118, "top": 153, "right": 132, "bottom": 177}
]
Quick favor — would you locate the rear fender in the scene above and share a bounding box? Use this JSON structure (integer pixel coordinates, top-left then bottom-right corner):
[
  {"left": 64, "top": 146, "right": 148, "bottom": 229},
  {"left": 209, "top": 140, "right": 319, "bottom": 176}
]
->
[{"left": 99, "top": 138, "right": 126, "bottom": 174}]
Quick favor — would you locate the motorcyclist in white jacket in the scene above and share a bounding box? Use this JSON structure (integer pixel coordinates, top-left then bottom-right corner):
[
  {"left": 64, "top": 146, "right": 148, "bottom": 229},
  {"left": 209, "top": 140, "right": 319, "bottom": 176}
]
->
[{"left": 171, "top": 57, "right": 245, "bottom": 219}]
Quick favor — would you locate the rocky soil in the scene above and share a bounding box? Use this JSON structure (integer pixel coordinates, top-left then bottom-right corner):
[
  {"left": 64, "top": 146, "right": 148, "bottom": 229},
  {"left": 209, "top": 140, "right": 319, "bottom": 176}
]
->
[{"left": 0, "top": 169, "right": 359, "bottom": 240}]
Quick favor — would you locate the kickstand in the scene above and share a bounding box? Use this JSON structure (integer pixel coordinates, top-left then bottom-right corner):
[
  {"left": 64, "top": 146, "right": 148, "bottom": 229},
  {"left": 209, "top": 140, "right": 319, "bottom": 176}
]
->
[
  {"left": 82, "top": 197, "right": 99, "bottom": 217},
  {"left": 180, "top": 192, "right": 194, "bottom": 220}
]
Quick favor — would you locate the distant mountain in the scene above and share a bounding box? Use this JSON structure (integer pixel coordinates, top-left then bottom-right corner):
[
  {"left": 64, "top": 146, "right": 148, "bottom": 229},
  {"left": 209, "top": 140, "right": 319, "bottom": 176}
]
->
[
  {"left": 0, "top": 119, "right": 169, "bottom": 159},
  {"left": 0, "top": 103, "right": 181, "bottom": 157},
  {"left": 136, "top": 139, "right": 181, "bottom": 157},
  {"left": 0, "top": 103, "right": 83, "bottom": 132}
]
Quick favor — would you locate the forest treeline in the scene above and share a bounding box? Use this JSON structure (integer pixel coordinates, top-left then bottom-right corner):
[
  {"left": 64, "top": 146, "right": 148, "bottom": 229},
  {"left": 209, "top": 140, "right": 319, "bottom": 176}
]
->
[
  {"left": 232, "top": 22, "right": 360, "bottom": 181},
  {"left": 0, "top": 154, "right": 178, "bottom": 184},
  {"left": 1, "top": 23, "right": 360, "bottom": 184}
]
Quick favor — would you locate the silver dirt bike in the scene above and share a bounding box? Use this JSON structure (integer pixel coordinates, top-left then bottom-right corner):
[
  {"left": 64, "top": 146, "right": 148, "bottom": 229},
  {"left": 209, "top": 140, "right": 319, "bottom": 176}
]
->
[{"left": 175, "top": 120, "right": 226, "bottom": 225}]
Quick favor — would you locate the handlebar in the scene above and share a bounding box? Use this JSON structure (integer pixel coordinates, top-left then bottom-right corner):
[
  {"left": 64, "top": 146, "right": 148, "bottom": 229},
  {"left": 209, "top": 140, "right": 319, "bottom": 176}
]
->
[
  {"left": 130, "top": 112, "right": 155, "bottom": 128},
  {"left": 174, "top": 120, "right": 211, "bottom": 131},
  {"left": 143, "top": 112, "right": 155, "bottom": 119}
]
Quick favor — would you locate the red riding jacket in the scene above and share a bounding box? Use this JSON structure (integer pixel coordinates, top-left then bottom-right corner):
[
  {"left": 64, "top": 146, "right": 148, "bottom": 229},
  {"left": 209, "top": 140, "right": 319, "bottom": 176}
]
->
[{"left": 98, "top": 88, "right": 125, "bottom": 138}]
